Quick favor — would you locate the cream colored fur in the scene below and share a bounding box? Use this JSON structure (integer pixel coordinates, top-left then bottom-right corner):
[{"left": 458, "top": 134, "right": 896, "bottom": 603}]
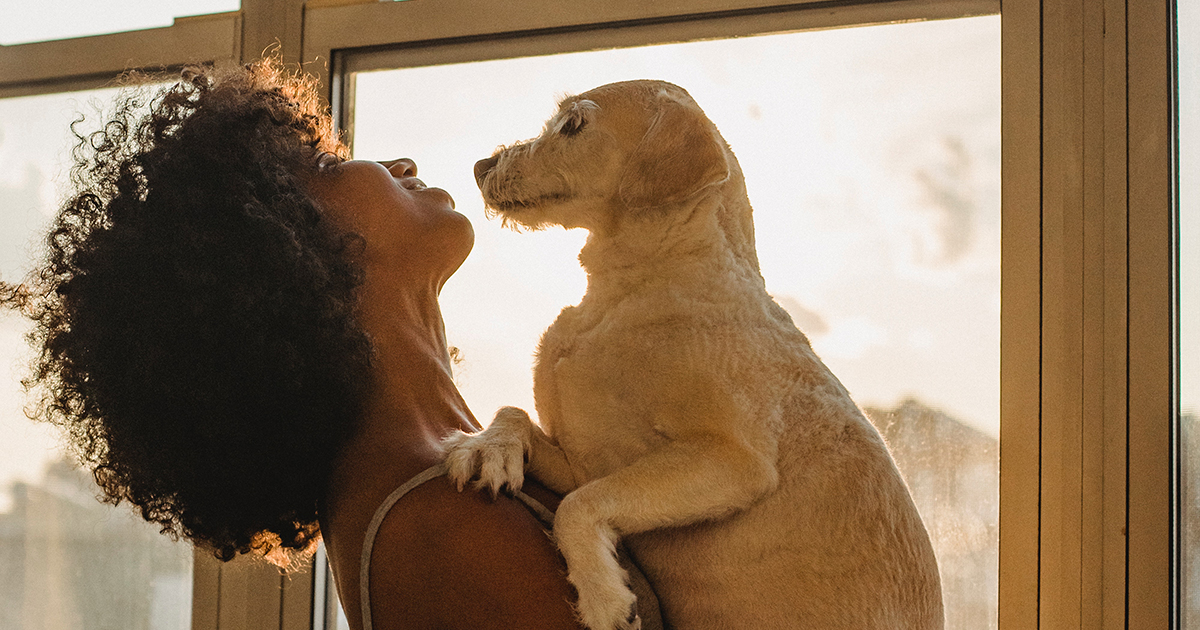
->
[{"left": 443, "top": 80, "right": 944, "bottom": 630}]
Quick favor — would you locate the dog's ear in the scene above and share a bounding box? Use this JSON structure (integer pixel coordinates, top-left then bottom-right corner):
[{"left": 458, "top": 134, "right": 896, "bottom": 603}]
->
[{"left": 618, "top": 97, "right": 730, "bottom": 211}]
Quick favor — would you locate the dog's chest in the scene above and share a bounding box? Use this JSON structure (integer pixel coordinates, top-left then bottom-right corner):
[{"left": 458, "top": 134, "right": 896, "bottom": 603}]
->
[{"left": 535, "top": 321, "right": 676, "bottom": 480}]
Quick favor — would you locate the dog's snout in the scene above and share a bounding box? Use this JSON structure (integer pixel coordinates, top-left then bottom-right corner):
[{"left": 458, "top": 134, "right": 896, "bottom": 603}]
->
[{"left": 474, "top": 155, "right": 499, "bottom": 189}]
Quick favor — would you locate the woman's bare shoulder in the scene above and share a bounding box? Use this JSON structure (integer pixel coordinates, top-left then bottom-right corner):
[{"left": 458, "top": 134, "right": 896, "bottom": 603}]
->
[{"left": 365, "top": 474, "right": 582, "bottom": 630}]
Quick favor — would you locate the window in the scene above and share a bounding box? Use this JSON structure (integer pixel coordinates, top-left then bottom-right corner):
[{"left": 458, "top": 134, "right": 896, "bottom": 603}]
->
[
  {"left": 0, "top": 87, "right": 193, "bottom": 630},
  {"left": 0, "top": 1, "right": 1181, "bottom": 628},
  {"left": 1179, "top": 0, "right": 1198, "bottom": 625}
]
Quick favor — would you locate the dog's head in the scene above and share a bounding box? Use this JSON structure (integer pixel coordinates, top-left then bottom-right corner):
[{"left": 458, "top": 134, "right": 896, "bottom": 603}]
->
[{"left": 474, "top": 80, "right": 732, "bottom": 232}]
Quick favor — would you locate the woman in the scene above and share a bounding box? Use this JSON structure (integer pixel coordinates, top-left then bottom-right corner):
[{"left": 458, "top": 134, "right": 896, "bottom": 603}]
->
[{"left": 1, "top": 60, "right": 657, "bottom": 629}]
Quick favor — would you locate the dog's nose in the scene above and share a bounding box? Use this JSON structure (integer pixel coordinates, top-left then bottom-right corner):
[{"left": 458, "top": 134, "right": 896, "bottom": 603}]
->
[{"left": 474, "top": 155, "right": 499, "bottom": 189}]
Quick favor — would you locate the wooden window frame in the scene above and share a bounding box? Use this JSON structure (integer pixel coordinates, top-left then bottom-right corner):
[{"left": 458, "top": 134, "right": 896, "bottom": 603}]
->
[{"left": 0, "top": 1, "right": 1179, "bottom": 628}]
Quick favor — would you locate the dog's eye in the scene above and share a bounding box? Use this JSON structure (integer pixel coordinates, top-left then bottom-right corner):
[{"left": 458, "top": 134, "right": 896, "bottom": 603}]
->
[
  {"left": 559, "top": 115, "right": 586, "bottom": 137},
  {"left": 553, "top": 99, "right": 598, "bottom": 138}
]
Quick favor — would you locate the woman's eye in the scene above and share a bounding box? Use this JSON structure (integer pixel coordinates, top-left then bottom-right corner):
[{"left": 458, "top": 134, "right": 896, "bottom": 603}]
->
[{"left": 316, "top": 152, "right": 342, "bottom": 171}]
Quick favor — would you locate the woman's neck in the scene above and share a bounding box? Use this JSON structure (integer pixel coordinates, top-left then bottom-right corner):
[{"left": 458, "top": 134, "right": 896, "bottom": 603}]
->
[{"left": 353, "top": 281, "right": 479, "bottom": 465}]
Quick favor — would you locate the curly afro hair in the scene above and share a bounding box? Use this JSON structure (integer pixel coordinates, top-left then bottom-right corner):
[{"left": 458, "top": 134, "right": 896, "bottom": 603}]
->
[{"left": 1, "top": 59, "right": 372, "bottom": 565}]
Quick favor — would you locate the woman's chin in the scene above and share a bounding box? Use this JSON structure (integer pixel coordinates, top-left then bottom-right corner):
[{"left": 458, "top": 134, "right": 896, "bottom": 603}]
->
[{"left": 439, "top": 214, "right": 475, "bottom": 284}]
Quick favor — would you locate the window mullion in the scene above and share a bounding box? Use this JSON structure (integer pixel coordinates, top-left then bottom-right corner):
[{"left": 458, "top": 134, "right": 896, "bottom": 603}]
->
[
  {"left": 1000, "top": 0, "right": 1176, "bottom": 628},
  {"left": 999, "top": 0, "right": 1044, "bottom": 624},
  {"left": 240, "top": 0, "right": 305, "bottom": 65},
  {"left": 1126, "top": 0, "right": 1176, "bottom": 626}
]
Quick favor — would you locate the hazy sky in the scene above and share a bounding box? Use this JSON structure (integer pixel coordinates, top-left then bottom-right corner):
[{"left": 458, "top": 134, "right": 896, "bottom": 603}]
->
[
  {"left": 354, "top": 17, "right": 1004, "bottom": 435},
  {"left": 1182, "top": 0, "right": 1199, "bottom": 420},
  {"left": 0, "top": 89, "right": 128, "bottom": 511}
]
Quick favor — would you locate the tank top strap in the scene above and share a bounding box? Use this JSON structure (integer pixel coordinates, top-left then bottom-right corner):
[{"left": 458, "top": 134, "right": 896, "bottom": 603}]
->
[
  {"left": 359, "top": 461, "right": 449, "bottom": 630},
  {"left": 357, "top": 462, "right": 557, "bottom": 630}
]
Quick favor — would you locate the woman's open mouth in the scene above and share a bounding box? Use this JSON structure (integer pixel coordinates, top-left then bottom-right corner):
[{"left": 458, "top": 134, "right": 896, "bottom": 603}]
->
[{"left": 399, "top": 177, "right": 427, "bottom": 191}]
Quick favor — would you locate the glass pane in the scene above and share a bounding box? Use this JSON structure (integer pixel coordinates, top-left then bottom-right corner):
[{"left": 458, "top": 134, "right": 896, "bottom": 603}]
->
[
  {"left": 0, "top": 0, "right": 239, "bottom": 46},
  {"left": 352, "top": 16, "right": 999, "bottom": 629},
  {"left": 313, "top": 545, "right": 351, "bottom": 630},
  {"left": 0, "top": 89, "right": 193, "bottom": 630},
  {"left": 1179, "top": 0, "right": 1200, "bottom": 625}
]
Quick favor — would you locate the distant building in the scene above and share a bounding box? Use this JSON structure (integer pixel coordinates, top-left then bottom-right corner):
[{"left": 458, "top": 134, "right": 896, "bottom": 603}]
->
[
  {"left": 1182, "top": 413, "right": 1200, "bottom": 629},
  {"left": 0, "top": 458, "right": 192, "bottom": 630},
  {"left": 864, "top": 398, "right": 999, "bottom": 630}
]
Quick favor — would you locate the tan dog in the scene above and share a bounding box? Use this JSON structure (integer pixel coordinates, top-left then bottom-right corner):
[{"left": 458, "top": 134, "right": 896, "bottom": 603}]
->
[{"left": 443, "top": 80, "right": 943, "bottom": 630}]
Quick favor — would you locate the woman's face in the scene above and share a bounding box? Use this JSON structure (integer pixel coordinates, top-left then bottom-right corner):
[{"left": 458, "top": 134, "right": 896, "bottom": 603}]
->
[{"left": 305, "top": 156, "right": 474, "bottom": 292}]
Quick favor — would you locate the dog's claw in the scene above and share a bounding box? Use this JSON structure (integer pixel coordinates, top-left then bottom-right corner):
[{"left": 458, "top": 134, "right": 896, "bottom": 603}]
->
[
  {"left": 441, "top": 430, "right": 479, "bottom": 492},
  {"left": 625, "top": 603, "right": 642, "bottom": 630}
]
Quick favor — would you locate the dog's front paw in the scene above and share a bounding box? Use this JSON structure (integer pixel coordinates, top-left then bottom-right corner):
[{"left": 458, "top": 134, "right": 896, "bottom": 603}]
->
[
  {"left": 554, "top": 496, "right": 641, "bottom": 630},
  {"left": 441, "top": 407, "right": 531, "bottom": 497},
  {"left": 572, "top": 571, "right": 641, "bottom": 630}
]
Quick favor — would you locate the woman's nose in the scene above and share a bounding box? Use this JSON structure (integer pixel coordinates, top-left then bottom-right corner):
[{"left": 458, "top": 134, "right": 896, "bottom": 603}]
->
[{"left": 381, "top": 158, "right": 417, "bottom": 178}]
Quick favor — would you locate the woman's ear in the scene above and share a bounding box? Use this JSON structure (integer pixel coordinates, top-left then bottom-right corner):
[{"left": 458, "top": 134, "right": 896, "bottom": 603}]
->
[{"left": 618, "top": 97, "right": 730, "bottom": 211}]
